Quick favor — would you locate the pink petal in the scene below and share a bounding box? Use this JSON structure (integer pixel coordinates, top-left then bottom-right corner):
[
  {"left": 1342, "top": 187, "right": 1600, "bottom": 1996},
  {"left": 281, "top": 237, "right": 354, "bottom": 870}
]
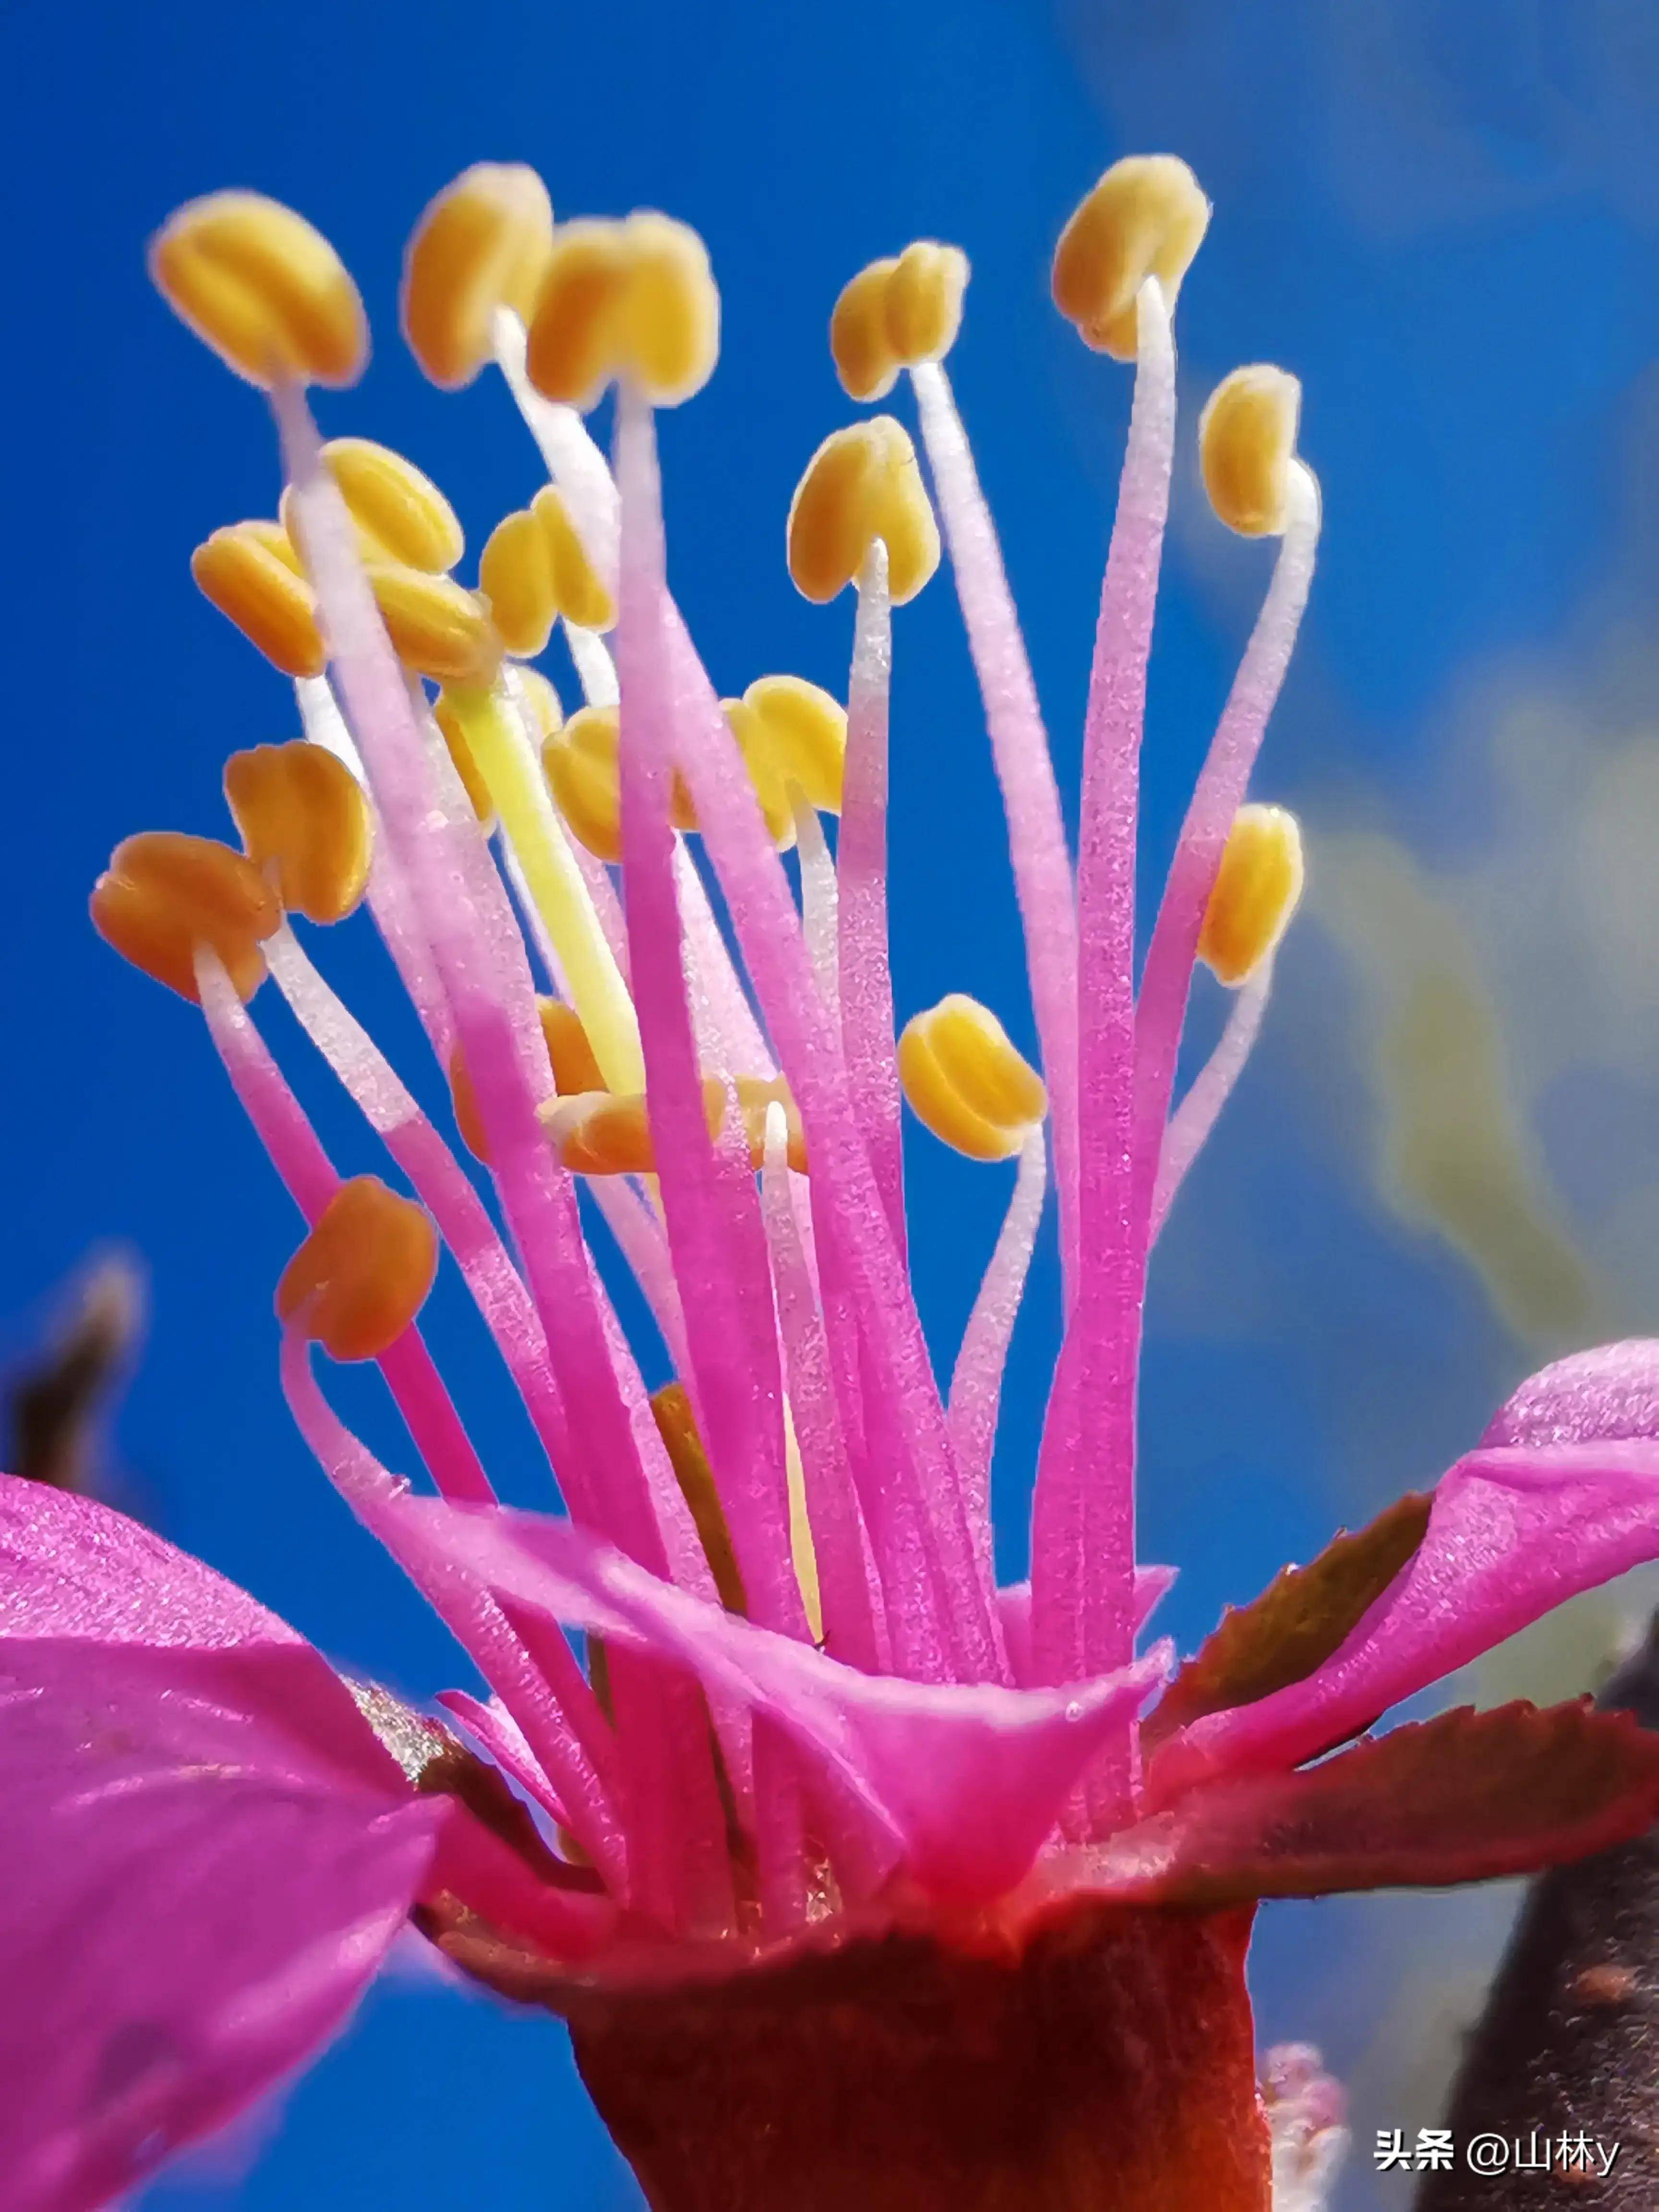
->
[
  {"left": 395, "top": 1498, "right": 1170, "bottom": 1906},
  {"left": 1482, "top": 1339, "right": 1659, "bottom": 1448},
  {"left": 1150, "top": 1441, "right": 1659, "bottom": 1797},
  {"left": 0, "top": 1481, "right": 436, "bottom": 2210}
]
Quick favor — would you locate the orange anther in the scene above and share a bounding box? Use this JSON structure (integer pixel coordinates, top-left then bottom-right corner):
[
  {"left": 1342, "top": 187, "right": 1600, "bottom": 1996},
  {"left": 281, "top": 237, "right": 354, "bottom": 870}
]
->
[
  {"left": 191, "top": 521, "right": 325, "bottom": 679},
  {"left": 223, "top": 741, "right": 373, "bottom": 925},
  {"left": 1051, "top": 156, "right": 1210, "bottom": 361},
  {"left": 830, "top": 240, "right": 969, "bottom": 402},
  {"left": 275, "top": 1176, "right": 438, "bottom": 1362},
  {"left": 531, "top": 484, "right": 615, "bottom": 632},
  {"left": 1199, "top": 366, "right": 1303, "bottom": 538},
  {"left": 786, "top": 417, "right": 939, "bottom": 605},
  {"left": 541, "top": 704, "right": 694, "bottom": 863},
  {"left": 149, "top": 191, "right": 367, "bottom": 389},
  {"left": 90, "top": 831, "right": 280, "bottom": 1004},
  {"left": 432, "top": 689, "right": 499, "bottom": 827},
  {"left": 449, "top": 998, "right": 605, "bottom": 1164},
  {"left": 402, "top": 163, "right": 555, "bottom": 389},
  {"left": 543, "top": 1074, "right": 805, "bottom": 1176},
  {"left": 742, "top": 675, "right": 846, "bottom": 815},
  {"left": 367, "top": 563, "right": 501, "bottom": 685},
  {"left": 1197, "top": 804, "right": 1305, "bottom": 985},
  {"left": 479, "top": 507, "right": 556, "bottom": 657},
  {"left": 320, "top": 437, "right": 464, "bottom": 572},
  {"left": 525, "top": 212, "right": 719, "bottom": 410}
]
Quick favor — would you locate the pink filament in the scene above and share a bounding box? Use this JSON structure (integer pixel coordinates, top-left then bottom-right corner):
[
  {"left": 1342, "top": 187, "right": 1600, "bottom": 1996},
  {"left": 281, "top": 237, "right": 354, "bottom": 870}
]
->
[
  {"left": 836, "top": 541, "right": 904, "bottom": 1253},
  {"left": 194, "top": 950, "right": 492, "bottom": 1508},
  {"left": 277, "top": 1331, "right": 627, "bottom": 1890},
  {"left": 947, "top": 1127, "right": 1048, "bottom": 1569},
  {"left": 613, "top": 386, "right": 806, "bottom": 1641},
  {"left": 909, "top": 359, "right": 1080, "bottom": 1300},
  {"left": 760, "top": 1109, "right": 884, "bottom": 1673},
  {"left": 276, "top": 384, "right": 667, "bottom": 1579},
  {"left": 1129, "top": 469, "right": 1321, "bottom": 1238},
  {"left": 659, "top": 588, "right": 1003, "bottom": 1683},
  {"left": 1149, "top": 962, "right": 1274, "bottom": 1243},
  {"left": 1031, "top": 281, "right": 1176, "bottom": 1710}
]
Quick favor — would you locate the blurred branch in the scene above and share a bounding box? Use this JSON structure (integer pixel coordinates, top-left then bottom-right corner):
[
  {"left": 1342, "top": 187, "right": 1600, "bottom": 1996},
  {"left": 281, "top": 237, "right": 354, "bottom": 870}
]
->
[
  {"left": 5, "top": 1253, "right": 144, "bottom": 1492},
  {"left": 1416, "top": 1615, "right": 1659, "bottom": 2208}
]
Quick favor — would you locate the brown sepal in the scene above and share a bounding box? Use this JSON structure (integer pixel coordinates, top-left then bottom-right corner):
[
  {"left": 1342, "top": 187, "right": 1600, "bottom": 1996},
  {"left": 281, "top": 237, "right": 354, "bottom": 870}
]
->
[
  {"left": 347, "top": 1679, "right": 599, "bottom": 1892},
  {"left": 1142, "top": 1489, "right": 1430, "bottom": 1752},
  {"left": 1139, "top": 1699, "right": 1659, "bottom": 1907}
]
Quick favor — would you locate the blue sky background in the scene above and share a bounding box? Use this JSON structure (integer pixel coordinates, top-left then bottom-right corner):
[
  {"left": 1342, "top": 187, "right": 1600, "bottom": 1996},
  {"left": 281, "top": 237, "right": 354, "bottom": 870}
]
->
[{"left": 3, "top": 1, "right": 1658, "bottom": 2205}]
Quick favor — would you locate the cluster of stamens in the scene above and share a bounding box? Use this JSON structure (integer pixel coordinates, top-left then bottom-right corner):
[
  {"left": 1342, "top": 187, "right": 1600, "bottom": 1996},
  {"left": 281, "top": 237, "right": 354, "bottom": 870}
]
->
[{"left": 106, "top": 152, "right": 1309, "bottom": 1492}]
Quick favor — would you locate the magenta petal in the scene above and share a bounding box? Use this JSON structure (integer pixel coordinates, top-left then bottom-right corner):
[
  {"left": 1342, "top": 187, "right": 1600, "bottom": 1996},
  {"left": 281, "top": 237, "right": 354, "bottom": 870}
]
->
[
  {"left": 1151, "top": 1441, "right": 1659, "bottom": 1797},
  {"left": 396, "top": 1499, "right": 1169, "bottom": 1905},
  {"left": 436, "top": 1689, "right": 571, "bottom": 1828},
  {"left": 1482, "top": 1339, "right": 1659, "bottom": 1448},
  {"left": 0, "top": 1486, "right": 437, "bottom": 2211}
]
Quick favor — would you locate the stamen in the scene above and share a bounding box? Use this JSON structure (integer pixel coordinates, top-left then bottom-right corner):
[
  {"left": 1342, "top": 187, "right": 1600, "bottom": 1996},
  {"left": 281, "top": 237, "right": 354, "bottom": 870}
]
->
[
  {"left": 836, "top": 543, "right": 902, "bottom": 1241},
  {"left": 1050, "top": 155, "right": 1210, "bottom": 361},
  {"left": 191, "top": 520, "right": 325, "bottom": 677},
  {"left": 149, "top": 190, "right": 368, "bottom": 388},
  {"left": 525, "top": 213, "right": 720, "bottom": 410},
  {"left": 306, "top": 436, "right": 464, "bottom": 572},
  {"left": 545, "top": 1076, "right": 806, "bottom": 1176},
  {"left": 743, "top": 676, "right": 846, "bottom": 814},
  {"left": 543, "top": 702, "right": 695, "bottom": 863},
  {"left": 450, "top": 996, "right": 604, "bottom": 1164},
  {"left": 431, "top": 688, "right": 498, "bottom": 825},
  {"left": 479, "top": 486, "right": 616, "bottom": 659},
  {"left": 365, "top": 563, "right": 502, "bottom": 685},
  {"left": 192, "top": 943, "right": 491, "bottom": 1505},
  {"left": 1200, "top": 366, "right": 1303, "bottom": 538},
  {"left": 275, "top": 1175, "right": 439, "bottom": 1362},
  {"left": 1128, "top": 461, "right": 1321, "bottom": 1236},
  {"left": 829, "top": 241, "right": 969, "bottom": 402},
  {"left": 1197, "top": 802, "right": 1304, "bottom": 985},
  {"left": 786, "top": 418, "right": 940, "bottom": 605},
  {"left": 906, "top": 357, "right": 1079, "bottom": 1292},
  {"left": 1149, "top": 960, "right": 1274, "bottom": 1244},
  {"left": 793, "top": 791, "right": 840, "bottom": 1022},
  {"left": 90, "top": 830, "right": 279, "bottom": 1002},
  {"left": 947, "top": 1126, "right": 1047, "bottom": 1557},
  {"left": 402, "top": 162, "right": 554, "bottom": 390},
  {"left": 650, "top": 1382, "right": 748, "bottom": 1614},
  {"left": 898, "top": 993, "right": 1048, "bottom": 1161},
  {"left": 759, "top": 1102, "right": 883, "bottom": 1672},
  {"left": 223, "top": 739, "right": 373, "bottom": 924}
]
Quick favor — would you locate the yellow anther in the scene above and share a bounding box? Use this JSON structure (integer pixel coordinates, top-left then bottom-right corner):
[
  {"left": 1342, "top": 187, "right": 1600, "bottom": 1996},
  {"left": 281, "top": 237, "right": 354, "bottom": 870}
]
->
[
  {"left": 275, "top": 1176, "right": 438, "bottom": 1362},
  {"left": 531, "top": 485, "right": 615, "bottom": 632},
  {"left": 367, "top": 564, "right": 501, "bottom": 686},
  {"left": 148, "top": 191, "right": 368, "bottom": 389},
  {"left": 90, "top": 831, "right": 281, "bottom": 1005},
  {"left": 1197, "top": 803, "right": 1305, "bottom": 986},
  {"left": 786, "top": 417, "right": 939, "bottom": 606},
  {"left": 721, "top": 699, "right": 798, "bottom": 849},
  {"left": 742, "top": 675, "right": 846, "bottom": 814},
  {"left": 320, "top": 437, "right": 464, "bottom": 572},
  {"left": 524, "top": 212, "right": 720, "bottom": 410},
  {"left": 1051, "top": 155, "right": 1211, "bottom": 361},
  {"left": 191, "top": 520, "right": 325, "bottom": 679},
  {"left": 829, "top": 240, "right": 970, "bottom": 402},
  {"left": 449, "top": 997, "right": 605, "bottom": 1164},
  {"left": 402, "top": 162, "right": 555, "bottom": 389},
  {"left": 544, "top": 1075, "right": 806, "bottom": 1176},
  {"left": 650, "top": 1383, "right": 747, "bottom": 1615},
  {"left": 478, "top": 486, "right": 616, "bottom": 659},
  {"left": 432, "top": 688, "right": 498, "bottom": 827},
  {"left": 479, "top": 508, "right": 556, "bottom": 657},
  {"left": 1199, "top": 366, "right": 1302, "bottom": 538},
  {"left": 542, "top": 704, "right": 695, "bottom": 864},
  {"left": 898, "top": 994, "right": 1048, "bottom": 1162},
  {"left": 223, "top": 741, "right": 373, "bottom": 926}
]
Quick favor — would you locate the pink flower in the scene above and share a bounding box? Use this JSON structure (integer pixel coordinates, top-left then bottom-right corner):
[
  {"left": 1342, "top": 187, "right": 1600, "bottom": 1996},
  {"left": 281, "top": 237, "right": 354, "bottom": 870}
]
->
[{"left": 16, "top": 158, "right": 1659, "bottom": 2207}]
